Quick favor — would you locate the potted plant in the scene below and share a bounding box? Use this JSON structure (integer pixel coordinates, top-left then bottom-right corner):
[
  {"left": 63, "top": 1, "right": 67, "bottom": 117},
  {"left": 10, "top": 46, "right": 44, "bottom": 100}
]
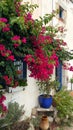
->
[{"left": 37, "top": 78, "right": 59, "bottom": 108}]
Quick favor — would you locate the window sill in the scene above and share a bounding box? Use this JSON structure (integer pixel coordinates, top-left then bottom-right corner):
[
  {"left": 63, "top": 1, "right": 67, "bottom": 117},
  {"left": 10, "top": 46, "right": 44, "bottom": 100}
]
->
[{"left": 6, "top": 86, "right": 25, "bottom": 93}]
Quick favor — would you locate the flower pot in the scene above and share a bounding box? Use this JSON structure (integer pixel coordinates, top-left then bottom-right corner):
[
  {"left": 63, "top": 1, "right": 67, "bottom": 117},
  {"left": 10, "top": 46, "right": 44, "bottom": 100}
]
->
[
  {"left": 39, "top": 115, "right": 49, "bottom": 130},
  {"left": 38, "top": 95, "right": 52, "bottom": 108}
]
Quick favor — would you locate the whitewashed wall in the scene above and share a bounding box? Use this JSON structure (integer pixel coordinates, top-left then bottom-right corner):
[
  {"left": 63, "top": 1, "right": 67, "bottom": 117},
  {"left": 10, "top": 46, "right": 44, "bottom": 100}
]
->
[
  {"left": 64, "top": 2, "right": 73, "bottom": 81},
  {"left": 53, "top": 0, "right": 73, "bottom": 86},
  {"left": 4, "top": 69, "right": 39, "bottom": 117}
]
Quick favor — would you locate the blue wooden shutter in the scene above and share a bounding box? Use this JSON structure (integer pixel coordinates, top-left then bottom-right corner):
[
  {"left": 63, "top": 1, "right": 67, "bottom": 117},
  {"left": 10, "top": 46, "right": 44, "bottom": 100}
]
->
[
  {"left": 23, "top": 61, "right": 27, "bottom": 79},
  {"left": 56, "top": 61, "right": 62, "bottom": 90},
  {"left": 14, "top": 58, "right": 27, "bottom": 80}
]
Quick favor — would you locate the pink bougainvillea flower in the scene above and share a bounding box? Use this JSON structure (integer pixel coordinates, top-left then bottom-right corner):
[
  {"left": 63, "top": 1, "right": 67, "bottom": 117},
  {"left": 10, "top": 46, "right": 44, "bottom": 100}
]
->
[
  {"left": 13, "top": 43, "right": 20, "bottom": 48},
  {"left": 69, "top": 66, "right": 73, "bottom": 71},
  {"left": 1, "top": 49, "right": 10, "bottom": 57},
  {"left": 21, "top": 37, "right": 26, "bottom": 44},
  {"left": 1, "top": 52, "right": 6, "bottom": 57},
  {"left": 24, "top": 48, "right": 59, "bottom": 80},
  {"left": 0, "top": 18, "right": 8, "bottom": 23},
  {"left": 0, "top": 44, "right": 5, "bottom": 51},
  {"left": 1, "top": 95, "right": 6, "bottom": 101},
  {"left": 41, "top": 26, "right": 46, "bottom": 34},
  {"left": 24, "top": 54, "right": 35, "bottom": 64},
  {"left": 38, "top": 34, "right": 45, "bottom": 44},
  {"left": 0, "top": 47, "right": 14, "bottom": 61},
  {"left": 3, "top": 75, "right": 12, "bottom": 86},
  {"left": 24, "top": 12, "right": 34, "bottom": 23},
  {"left": 58, "top": 26, "right": 64, "bottom": 33},
  {"left": 15, "top": 1, "right": 21, "bottom": 16},
  {"left": 26, "top": 13, "right": 32, "bottom": 20},
  {"left": 62, "top": 41, "right": 67, "bottom": 46},
  {"left": 1, "top": 103, "right": 7, "bottom": 112},
  {"left": 49, "top": 52, "right": 59, "bottom": 66},
  {"left": 44, "top": 35, "right": 53, "bottom": 44},
  {"left": 13, "top": 81, "right": 19, "bottom": 88},
  {"left": 0, "top": 98, "right": 3, "bottom": 104},
  {"left": 0, "top": 95, "right": 6, "bottom": 104},
  {"left": 6, "top": 50, "right": 12, "bottom": 55},
  {"left": 7, "top": 55, "right": 15, "bottom": 61},
  {"left": 2, "top": 24, "right": 10, "bottom": 32},
  {"left": 11, "top": 35, "right": 20, "bottom": 41}
]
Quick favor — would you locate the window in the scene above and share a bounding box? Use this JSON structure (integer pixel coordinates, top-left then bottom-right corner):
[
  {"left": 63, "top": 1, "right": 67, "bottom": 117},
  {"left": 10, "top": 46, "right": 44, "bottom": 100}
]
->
[
  {"left": 0, "top": 59, "right": 27, "bottom": 90},
  {"left": 14, "top": 60, "right": 27, "bottom": 80},
  {"left": 59, "top": 6, "right": 67, "bottom": 23},
  {"left": 59, "top": 6, "right": 64, "bottom": 19},
  {"left": 56, "top": 3, "right": 67, "bottom": 23}
]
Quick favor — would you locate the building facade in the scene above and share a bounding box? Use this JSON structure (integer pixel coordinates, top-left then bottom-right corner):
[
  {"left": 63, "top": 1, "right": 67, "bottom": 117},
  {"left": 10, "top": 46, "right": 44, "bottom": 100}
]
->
[
  {"left": 23, "top": 0, "right": 73, "bottom": 86},
  {"left": 4, "top": 0, "right": 73, "bottom": 117}
]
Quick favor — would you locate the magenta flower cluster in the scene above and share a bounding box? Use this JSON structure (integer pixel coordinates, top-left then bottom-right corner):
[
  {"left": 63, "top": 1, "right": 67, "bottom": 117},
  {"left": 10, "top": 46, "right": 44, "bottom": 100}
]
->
[
  {"left": 0, "top": 0, "right": 73, "bottom": 115},
  {"left": 0, "top": 13, "right": 72, "bottom": 86},
  {"left": 0, "top": 94, "right": 7, "bottom": 117}
]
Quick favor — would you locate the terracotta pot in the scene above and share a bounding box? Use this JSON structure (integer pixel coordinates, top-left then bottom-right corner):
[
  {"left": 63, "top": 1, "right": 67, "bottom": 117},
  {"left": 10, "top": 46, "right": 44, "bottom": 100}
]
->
[{"left": 39, "top": 116, "right": 49, "bottom": 130}]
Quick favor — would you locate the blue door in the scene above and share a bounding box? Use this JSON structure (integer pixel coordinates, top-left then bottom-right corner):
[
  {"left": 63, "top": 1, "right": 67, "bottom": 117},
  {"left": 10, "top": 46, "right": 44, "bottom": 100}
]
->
[{"left": 56, "top": 61, "right": 62, "bottom": 91}]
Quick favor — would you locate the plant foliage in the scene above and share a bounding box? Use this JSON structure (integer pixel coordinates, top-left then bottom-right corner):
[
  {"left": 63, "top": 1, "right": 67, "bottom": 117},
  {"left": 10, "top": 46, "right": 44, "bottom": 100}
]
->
[
  {"left": 0, "top": 0, "right": 73, "bottom": 88},
  {"left": 53, "top": 88, "right": 73, "bottom": 126},
  {"left": 0, "top": 102, "right": 24, "bottom": 128}
]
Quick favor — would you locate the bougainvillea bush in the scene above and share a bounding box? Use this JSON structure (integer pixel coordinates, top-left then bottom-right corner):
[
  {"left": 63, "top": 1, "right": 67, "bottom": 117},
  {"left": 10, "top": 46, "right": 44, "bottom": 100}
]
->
[
  {"left": 0, "top": 0, "right": 73, "bottom": 88},
  {"left": 0, "top": 91, "right": 7, "bottom": 117}
]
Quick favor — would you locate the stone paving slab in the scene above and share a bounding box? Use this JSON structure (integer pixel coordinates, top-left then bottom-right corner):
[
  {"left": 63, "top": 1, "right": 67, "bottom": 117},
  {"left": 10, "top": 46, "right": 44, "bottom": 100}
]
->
[
  {"left": 50, "top": 123, "right": 73, "bottom": 130},
  {"left": 56, "top": 125, "right": 73, "bottom": 130},
  {"left": 63, "top": 126, "right": 73, "bottom": 130}
]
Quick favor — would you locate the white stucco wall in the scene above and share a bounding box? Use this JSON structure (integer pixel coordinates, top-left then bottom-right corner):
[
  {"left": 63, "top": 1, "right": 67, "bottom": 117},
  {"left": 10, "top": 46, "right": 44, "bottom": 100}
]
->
[
  {"left": 54, "top": 0, "right": 73, "bottom": 86},
  {"left": 66, "top": 6, "right": 73, "bottom": 80},
  {"left": 4, "top": 69, "right": 39, "bottom": 118}
]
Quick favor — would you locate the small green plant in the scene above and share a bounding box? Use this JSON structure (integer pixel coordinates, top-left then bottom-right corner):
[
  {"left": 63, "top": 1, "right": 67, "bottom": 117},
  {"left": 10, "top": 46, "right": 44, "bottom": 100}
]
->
[
  {"left": 18, "top": 79, "right": 27, "bottom": 87},
  {"left": 53, "top": 88, "right": 73, "bottom": 126},
  {"left": 0, "top": 102, "right": 25, "bottom": 129},
  {"left": 70, "top": 78, "right": 73, "bottom": 83},
  {"left": 37, "top": 78, "right": 59, "bottom": 96},
  {"left": 31, "top": 115, "right": 41, "bottom": 128}
]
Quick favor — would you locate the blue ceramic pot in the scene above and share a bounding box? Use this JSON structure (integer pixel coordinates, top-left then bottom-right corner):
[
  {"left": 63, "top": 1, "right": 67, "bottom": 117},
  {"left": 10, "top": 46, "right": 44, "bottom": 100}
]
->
[{"left": 38, "top": 94, "right": 52, "bottom": 108}]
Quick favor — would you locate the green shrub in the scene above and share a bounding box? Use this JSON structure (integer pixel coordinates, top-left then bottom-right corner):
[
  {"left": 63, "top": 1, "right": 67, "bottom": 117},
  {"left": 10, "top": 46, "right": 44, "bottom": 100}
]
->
[
  {"left": 70, "top": 78, "right": 73, "bottom": 83},
  {"left": 0, "top": 102, "right": 24, "bottom": 129},
  {"left": 53, "top": 88, "right": 73, "bottom": 126}
]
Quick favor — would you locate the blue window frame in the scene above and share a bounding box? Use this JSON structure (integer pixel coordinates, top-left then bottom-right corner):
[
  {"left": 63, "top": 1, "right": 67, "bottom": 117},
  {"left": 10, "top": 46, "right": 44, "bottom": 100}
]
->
[
  {"left": 56, "top": 61, "right": 62, "bottom": 91},
  {"left": 59, "top": 6, "right": 64, "bottom": 19},
  {"left": 0, "top": 59, "right": 27, "bottom": 90},
  {"left": 14, "top": 59, "right": 27, "bottom": 80}
]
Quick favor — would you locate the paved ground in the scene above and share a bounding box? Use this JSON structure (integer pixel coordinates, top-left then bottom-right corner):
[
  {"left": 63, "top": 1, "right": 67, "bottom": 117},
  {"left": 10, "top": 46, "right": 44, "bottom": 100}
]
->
[
  {"left": 50, "top": 123, "right": 73, "bottom": 130},
  {"left": 63, "top": 125, "right": 73, "bottom": 130},
  {"left": 59, "top": 125, "right": 73, "bottom": 130}
]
